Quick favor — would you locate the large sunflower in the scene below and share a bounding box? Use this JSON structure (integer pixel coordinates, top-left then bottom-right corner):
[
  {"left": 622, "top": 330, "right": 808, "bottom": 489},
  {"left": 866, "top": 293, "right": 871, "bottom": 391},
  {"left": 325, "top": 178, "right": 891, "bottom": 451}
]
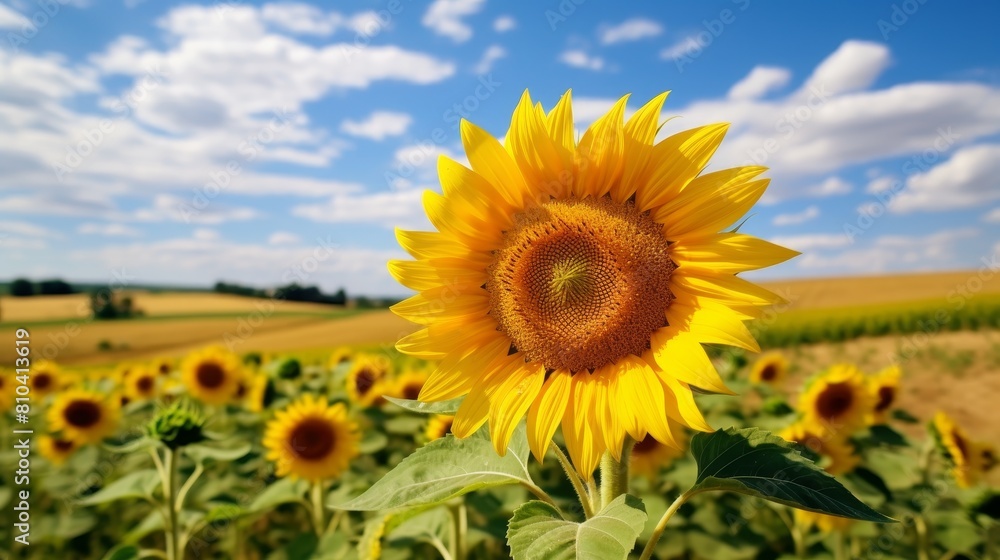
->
[
  {"left": 38, "top": 434, "right": 80, "bottom": 466},
  {"left": 798, "top": 364, "right": 874, "bottom": 436},
  {"left": 346, "top": 355, "right": 391, "bottom": 407},
  {"left": 780, "top": 422, "right": 859, "bottom": 476},
  {"left": 181, "top": 347, "right": 243, "bottom": 405},
  {"left": 389, "top": 90, "right": 796, "bottom": 477},
  {"left": 263, "top": 395, "right": 359, "bottom": 481},
  {"left": 749, "top": 352, "right": 788, "bottom": 386},
  {"left": 868, "top": 365, "right": 901, "bottom": 425},
  {"left": 47, "top": 389, "right": 120, "bottom": 444}
]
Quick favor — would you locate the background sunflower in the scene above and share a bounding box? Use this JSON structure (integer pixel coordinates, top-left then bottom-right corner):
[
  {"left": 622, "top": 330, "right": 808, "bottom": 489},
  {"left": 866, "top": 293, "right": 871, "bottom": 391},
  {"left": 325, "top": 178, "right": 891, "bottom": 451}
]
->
[
  {"left": 181, "top": 346, "right": 244, "bottom": 405},
  {"left": 263, "top": 394, "right": 360, "bottom": 481},
  {"left": 47, "top": 389, "right": 120, "bottom": 444}
]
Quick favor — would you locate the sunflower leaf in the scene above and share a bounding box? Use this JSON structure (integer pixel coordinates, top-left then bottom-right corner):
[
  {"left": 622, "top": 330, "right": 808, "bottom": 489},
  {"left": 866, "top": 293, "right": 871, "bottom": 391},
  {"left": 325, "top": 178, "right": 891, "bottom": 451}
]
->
[
  {"left": 247, "top": 477, "right": 310, "bottom": 514},
  {"left": 183, "top": 442, "right": 251, "bottom": 463},
  {"left": 385, "top": 396, "right": 463, "bottom": 415},
  {"left": 690, "top": 427, "right": 894, "bottom": 523},
  {"left": 506, "top": 495, "right": 647, "bottom": 560},
  {"left": 77, "top": 469, "right": 161, "bottom": 506},
  {"left": 334, "top": 424, "right": 532, "bottom": 511}
]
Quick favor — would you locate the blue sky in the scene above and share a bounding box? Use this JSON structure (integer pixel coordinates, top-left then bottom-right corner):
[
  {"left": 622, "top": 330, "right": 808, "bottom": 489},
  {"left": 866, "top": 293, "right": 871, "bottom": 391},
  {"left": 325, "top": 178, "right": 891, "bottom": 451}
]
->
[{"left": 1, "top": 0, "right": 999, "bottom": 296}]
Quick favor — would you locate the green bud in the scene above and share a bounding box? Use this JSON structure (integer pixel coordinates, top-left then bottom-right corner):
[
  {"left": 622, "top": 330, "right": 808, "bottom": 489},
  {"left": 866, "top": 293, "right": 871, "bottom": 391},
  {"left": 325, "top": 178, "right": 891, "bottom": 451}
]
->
[
  {"left": 147, "top": 400, "right": 206, "bottom": 449},
  {"left": 277, "top": 358, "right": 302, "bottom": 380}
]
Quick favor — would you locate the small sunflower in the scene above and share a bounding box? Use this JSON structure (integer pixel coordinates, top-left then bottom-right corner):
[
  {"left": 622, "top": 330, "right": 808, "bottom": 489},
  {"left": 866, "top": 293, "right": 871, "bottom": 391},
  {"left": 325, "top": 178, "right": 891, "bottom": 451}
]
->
[
  {"left": 152, "top": 358, "right": 175, "bottom": 377},
  {"left": 795, "top": 509, "right": 854, "bottom": 534},
  {"left": 425, "top": 414, "right": 455, "bottom": 441},
  {"left": 630, "top": 426, "right": 687, "bottom": 481},
  {"left": 47, "top": 389, "right": 120, "bottom": 444},
  {"left": 933, "top": 412, "right": 993, "bottom": 488},
  {"left": 780, "top": 422, "right": 859, "bottom": 476},
  {"left": 868, "top": 365, "right": 901, "bottom": 425},
  {"left": 393, "top": 370, "right": 429, "bottom": 401},
  {"left": 125, "top": 367, "right": 159, "bottom": 402},
  {"left": 749, "top": 352, "right": 788, "bottom": 385},
  {"left": 244, "top": 373, "right": 276, "bottom": 413},
  {"left": 29, "top": 360, "right": 63, "bottom": 400},
  {"left": 389, "top": 90, "right": 796, "bottom": 477},
  {"left": 346, "top": 355, "right": 391, "bottom": 407},
  {"left": 38, "top": 435, "right": 80, "bottom": 466},
  {"left": 798, "top": 364, "right": 874, "bottom": 436},
  {"left": 181, "top": 347, "right": 243, "bottom": 405},
  {"left": 263, "top": 395, "right": 360, "bottom": 481},
  {"left": 329, "top": 347, "right": 353, "bottom": 369}
]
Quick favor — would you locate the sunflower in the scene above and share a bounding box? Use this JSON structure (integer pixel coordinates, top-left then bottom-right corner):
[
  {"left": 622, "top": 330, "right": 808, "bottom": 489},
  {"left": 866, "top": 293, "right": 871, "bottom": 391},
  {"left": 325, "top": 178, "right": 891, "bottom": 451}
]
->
[
  {"left": 749, "top": 352, "right": 788, "bottom": 385},
  {"left": 328, "top": 347, "right": 353, "bottom": 369},
  {"left": 125, "top": 367, "right": 159, "bottom": 402},
  {"left": 630, "top": 426, "right": 687, "bottom": 481},
  {"left": 868, "top": 365, "right": 901, "bottom": 425},
  {"left": 181, "top": 346, "right": 243, "bottom": 405},
  {"left": 38, "top": 435, "right": 80, "bottom": 466},
  {"left": 933, "top": 412, "right": 994, "bottom": 488},
  {"left": 393, "top": 370, "right": 429, "bottom": 401},
  {"left": 263, "top": 394, "right": 360, "bottom": 481},
  {"left": 29, "top": 360, "right": 63, "bottom": 400},
  {"left": 47, "top": 390, "right": 120, "bottom": 444},
  {"left": 346, "top": 355, "right": 391, "bottom": 407},
  {"left": 425, "top": 414, "right": 455, "bottom": 441},
  {"left": 388, "top": 90, "right": 796, "bottom": 476},
  {"left": 795, "top": 509, "right": 854, "bottom": 534},
  {"left": 244, "top": 373, "right": 276, "bottom": 413},
  {"left": 780, "top": 422, "right": 859, "bottom": 476},
  {"left": 798, "top": 364, "right": 874, "bottom": 436},
  {"left": 152, "top": 358, "right": 175, "bottom": 377}
]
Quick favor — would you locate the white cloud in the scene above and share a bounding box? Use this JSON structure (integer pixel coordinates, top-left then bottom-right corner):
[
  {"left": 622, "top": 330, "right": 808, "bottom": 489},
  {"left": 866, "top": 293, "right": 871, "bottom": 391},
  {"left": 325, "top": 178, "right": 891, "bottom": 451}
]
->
[
  {"left": 889, "top": 144, "right": 1000, "bottom": 213},
  {"left": 260, "top": 4, "right": 383, "bottom": 36},
  {"left": 340, "top": 111, "right": 413, "bottom": 141},
  {"left": 984, "top": 208, "right": 1000, "bottom": 223},
  {"left": 390, "top": 142, "right": 465, "bottom": 185},
  {"left": 728, "top": 66, "right": 792, "bottom": 100},
  {"left": 292, "top": 188, "right": 430, "bottom": 229},
  {"left": 493, "top": 15, "right": 516, "bottom": 33},
  {"left": 422, "top": 0, "right": 484, "bottom": 42},
  {"left": 866, "top": 176, "right": 898, "bottom": 194},
  {"left": 794, "top": 228, "right": 978, "bottom": 272},
  {"left": 599, "top": 18, "right": 662, "bottom": 45},
  {"left": 0, "top": 221, "right": 61, "bottom": 238},
  {"left": 558, "top": 50, "right": 604, "bottom": 71},
  {"left": 473, "top": 45, "right": 506, "bottom": 74},
  {"left": 801, "top": 40, "right": 891, "bottom": 97},
  {"left": 0, "top": 4, "right": 29, "bottom": 29},
  {"left": 761, "top": 177, "right": 851, "bottom": 205},
  {"left": 772, "top": 205, "right": 819, "bottom": 226},
  {"left": 78, "top": 223, "right": 142, "bottom": 237},
  {"left": 770, "top": 234, "right": 851, "bottom": 252},
  {"left": 268, "top": 231, "right": 301, "bottom": 245},
  {"left": 660, "top": 36, "right": 709, "bottom": 60},
  {"left": 193, "top": 228, "right": 219, "bottom": 241},
  {"left": 132, "top": 194, "right": 261, "bottom": 225}
]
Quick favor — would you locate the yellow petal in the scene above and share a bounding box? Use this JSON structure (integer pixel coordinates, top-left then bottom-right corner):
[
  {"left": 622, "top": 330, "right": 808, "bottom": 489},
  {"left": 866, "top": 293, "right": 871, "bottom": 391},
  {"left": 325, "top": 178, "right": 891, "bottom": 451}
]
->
[
  {"left": 390, "top": 291, "right": 489, "bottom": 325},
  {"left": 506, "top": 90, "right": 570, "bottom": 198},
  {"left": 489, "top": 364, "right": 545, "bottom": 456},
  {"left": 395, "top": 319, "right": 501, "bottom": 359},
  {"left": 438, "top": 156, "right": 515, "bottom": 225},
  {"left": 613, "top": 92, "right": 669, "bottom": 203},
  {"left": 654, "top": 168, "right": 768, "bottom": 237},
  {"left": 452, "top": 358, "right": 517, "bottom": 438},
  {"left": 527, "top": 369, "right": 572, "bottom": 462},
  {"left": 673, "top": 268, "right": 787, "bottom": 308},
  {"left": 594, "top": 367, "right": 625, "bottom": 461},
  {"left": 649, "top": 328, "right": 735, "bottom": 396},
  {"left": 387, "top": 259, "right": 485, "bottom": 292},
  {"left": 671, "top": 301, "right": 761, "bottom": 353},
  {"left": 460, "top": 119, "right": 527, "bottom": 208},
  {"left": 661, "top": 375, "right": 713, "bottom": 433},
  {"left": 545, "top": 90, "right": 576, "bottom": 157},
  {"left": 615, "top": 356, "right": 674, "bottom": 446},
  {"left": 636, "top": 123, "right": 729, "bottom": 212},
  {"left": 671, "top": 233, "right": 800, "bottom": 274},
  {"left": 420, "top": 337, "right": 511, "bottom": 401},
  {"left": 562, "top": 374, "right": 605, "bottom": 480},
  {"left": 395, "top": 229, "right": 481, "bottom": 261},
  {"left": 575, "top": 94, "right": 629, "bottom": 198}
]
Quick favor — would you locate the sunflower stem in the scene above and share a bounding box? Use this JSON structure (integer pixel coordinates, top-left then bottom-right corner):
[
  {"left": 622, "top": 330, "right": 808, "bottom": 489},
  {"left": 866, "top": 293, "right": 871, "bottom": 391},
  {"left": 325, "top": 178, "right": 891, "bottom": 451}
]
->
[
  {"left": 599, "top": 438, "right": 635, "bottom": 510},
  {"left": 551, "top": 445, "right": 595, "bottom": 519},
  {"left": 449, "top": 501, "right": 467, "bottom": 560},
  {"left": 638, "top": 488, "right": 705, "bottom": 560},
  {"left": 310, "top": 481, "right": 327, "bottom": 537},
  {"left": 163, "top": 447, "right": 181, "bottom": 560}
]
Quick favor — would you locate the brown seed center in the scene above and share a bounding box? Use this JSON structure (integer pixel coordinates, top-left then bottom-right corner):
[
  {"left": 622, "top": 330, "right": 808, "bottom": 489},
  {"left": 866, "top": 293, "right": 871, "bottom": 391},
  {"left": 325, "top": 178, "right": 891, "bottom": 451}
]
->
[
  {"left": 33, "top": 373, "right": 52, "bottom": 390},
  {"left": 54, "top": 438, "right": 75, "bottom": 452},
  {"left": 815, "top": 382, "right": 855, "bottom": 420},
  {"left": 137, "top": 376, "right": 155, "bottom": 394},
  {"left": 487, "top": 197, "right": 676, "bottom": 373},
  {"left": 355, "top": 369, "right": 377, "bottom": 395},
  {"left": 632, "top": 434, "right": 660, "bottom": 455},
  {"left": 195, "top": 362, "right": 226, "bottom": 389},
  {"left": 759, "top": 364, "right": 778, "bottom": 381},
  {"left": 64, "top": 400, "right": 102, "bottom": 428},
  {"left": 874, "top": 386, "right": 895, "bottom": 412},
  {"left": 288, "top": 417, "right": 336, "bottom": 460},
  {"left": 402, "top": 383, "right": 422, "bottom": 401}
]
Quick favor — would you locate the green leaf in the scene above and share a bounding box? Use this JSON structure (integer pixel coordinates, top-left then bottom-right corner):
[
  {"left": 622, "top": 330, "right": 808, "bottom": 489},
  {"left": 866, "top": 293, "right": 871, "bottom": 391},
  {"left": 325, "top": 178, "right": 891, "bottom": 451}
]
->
[
  {"left": 506, "top": 495, "right": 647, "bottom": 560},
  {"left": 78, "top": 469, "right": 161, "bottom": 506},
  {"left": 867, "top": 425, "right": 909, "bottom": 447},
  {"left": 102, "top": 437, "right": 156, "bottom": 455},
  {"left": 248, "top": 477, "right": 310, "bottom": 514},
  {"left": 385, "top": 396, "right": 463, "bottom": 415},
  {"left": 690, "top": 427, "right": 894, "bottom": 523},
  {"left": 205, "top": 503, "right": 244, "bottom": 523},
  {"left": 335, "top": 424, "right": 532, "bottom": 511},
  {"left": 358, "top": 430, "right": 388, "bottom": 454},
  {"left": 890, "top": 409, "right": 920, "bottom": 423},
  {"left": 101, "top": 545, "right": 139, "bottom": 560},
  {"left": 183, "top": 443, "right": 251, "bottom": 463}
]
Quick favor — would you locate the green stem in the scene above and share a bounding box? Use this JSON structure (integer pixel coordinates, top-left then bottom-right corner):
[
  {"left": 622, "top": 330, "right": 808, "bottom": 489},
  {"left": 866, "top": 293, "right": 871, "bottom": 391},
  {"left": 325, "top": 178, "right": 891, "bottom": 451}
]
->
[
  {"left": 638, "top": 488, "right": 704, "bottom": 560},
  {"left": 519, "top": 481, "right": 560, "bottom": 511},
  {"left": 551, "top": 445, "right": 595, "bottom": 519},
  {"left": 915, "top": 514, "right": 930, "bottom": 560},
  {"left": 792, "top": 519, "right": 807, "bottom": 559},
  {"left": 449, "top": 501, "right": 467, "bottom": 560},
  {"left": 174, "top": 462, "right": 203, "bottom": 511},
  {"left": 599, "top": 438, "right": 635, "bottom": 510},
  {"left": 164, "top": 448, "right": 181, "bottom": 560},
  {"left": 310, "top": 481, "right": 326, "bottom": 537},
  {"left": 834, "top": 531, "right": 847, "bottom": 560}
]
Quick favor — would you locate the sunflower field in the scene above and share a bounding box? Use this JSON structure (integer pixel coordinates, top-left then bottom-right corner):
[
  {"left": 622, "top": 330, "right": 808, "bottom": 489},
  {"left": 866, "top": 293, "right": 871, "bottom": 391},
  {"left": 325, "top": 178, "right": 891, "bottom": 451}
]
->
[{"left": 2, "top": 90, "right": 999, "bottom": 560}]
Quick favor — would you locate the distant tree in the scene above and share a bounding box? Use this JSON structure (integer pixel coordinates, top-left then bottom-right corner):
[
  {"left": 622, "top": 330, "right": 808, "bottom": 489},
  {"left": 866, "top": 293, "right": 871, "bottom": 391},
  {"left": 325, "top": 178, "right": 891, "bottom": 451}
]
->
[
  {"left": 38, "top": 279, "right": 75, "bottom": 295},
  {"left": 90, "top": 290, "right": 142, "bottom": 320},
  {"left": 10, "top": 278, "right": 34, "bottom": 297}
]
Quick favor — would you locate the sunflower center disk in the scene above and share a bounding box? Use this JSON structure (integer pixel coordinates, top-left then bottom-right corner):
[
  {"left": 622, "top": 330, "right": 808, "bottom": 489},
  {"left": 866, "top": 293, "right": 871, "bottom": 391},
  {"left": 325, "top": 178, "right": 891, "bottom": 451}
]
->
[
  {"left": 196, "top": 362, "right": 226, "bottom": 388},
  {"left": 288, "top": 417, "right": 337, "bottom": 460},
  {"left": 65, "top": 400, "right": 102, "bottom": 428},
  {"left": 815, "top": 382, "right": 854, "bottom": 419},
  {"left": 487, "top": 197, "right": 676, "bottom": 373},
  {"left": 875, "top": 386, "right": 895, "bottom": 412}
]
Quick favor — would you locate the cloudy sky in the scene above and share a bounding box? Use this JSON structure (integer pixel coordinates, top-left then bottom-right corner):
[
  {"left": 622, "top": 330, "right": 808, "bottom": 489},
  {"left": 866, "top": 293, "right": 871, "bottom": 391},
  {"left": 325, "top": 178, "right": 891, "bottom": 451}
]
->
[{"left": 2, "top": 0, "right": 999, "bottom": 296}]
